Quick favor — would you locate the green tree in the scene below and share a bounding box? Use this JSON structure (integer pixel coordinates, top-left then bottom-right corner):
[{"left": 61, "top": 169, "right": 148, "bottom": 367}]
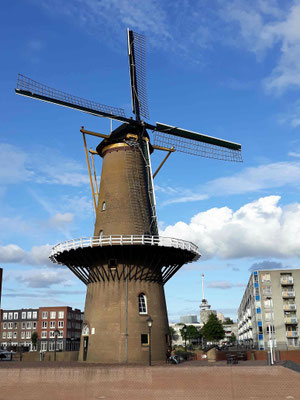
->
[
  {"left": 223, "top": 317, "right": 234, "bottom": 325},
  {"left": 229, "top": 333, "right": 236, "bottom": 344},
  {"left": 201, "top": 314, "right": 225, "bottom": 342},
  {"left": 31, "top": 332, "right": 39, "bottom": 350},
  {"left": 180, "top": 325, "right": 201, "bottom": 344}
]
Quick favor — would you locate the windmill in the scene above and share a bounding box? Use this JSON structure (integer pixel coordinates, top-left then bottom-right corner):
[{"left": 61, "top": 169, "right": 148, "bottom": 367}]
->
[{"left": 15, "top": 29, "right": 242, "bottom": 363}]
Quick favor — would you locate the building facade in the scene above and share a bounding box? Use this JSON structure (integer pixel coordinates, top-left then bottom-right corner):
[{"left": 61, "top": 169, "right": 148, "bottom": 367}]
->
[
  {"left": 0, "top": 308, "right": 39, "bottom": 350},
  {"left": 238, "top": 269, "right": 300, "bottom": 350},
  {"left": 0, "top": 306, "right": 82, "bottom": 351}
]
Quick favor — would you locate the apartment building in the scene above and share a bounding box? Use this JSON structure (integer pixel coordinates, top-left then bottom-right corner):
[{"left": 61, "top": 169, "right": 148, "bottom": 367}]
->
[
  {"left": 0, "top": 308, "right": 39, "bottom": 350},
  {"left": 37, "top": 306, "right": 82, "bottom": 352},
  {"left": 0, "top": 306, "right": 82, "bottom": 351},
  {"left": 238, "top": 269, "right": 299, "bottom": 350}
]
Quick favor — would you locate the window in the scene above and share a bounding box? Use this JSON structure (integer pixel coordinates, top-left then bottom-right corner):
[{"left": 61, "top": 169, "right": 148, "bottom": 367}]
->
[
  {"left": 99, "top": 230, "right": 104, "bottom": 239},
  {"left": 59, "top": 331, "right": 64, "bottom": 338},
  {"left": 266, "top": 325, "right": 275, "bottom": 333},
  {"left": 101, "top": 201, "right": 106, "bottom": 211},
  {"left": 265, "top": 312, "right": 274, "bottom": 322},
  {"left": 50, "top": 312, "right": 56, "bottom": 319},
  {"left": 2, "top": 332, "right": 6, "bottom": 339},
  {"left": 33, "top": 311, "right": 37, "bottom": 319},
  {"left": 58, "top": 311, "right": 64, "bottom": 319},
  {"left": 8, "top": 322, "right": 13, "bottom": 329},
  {"left": 26, "top": 331, "right": 31, "bottom": 339},
  {"left": 14, "top": 312, "right": 18, "bottom": 319},
  {"left": 7, "top": 332, "right": 12, "bottom": 339},
  {"left": 8, "top": 312, "right": 13, "bottom": 320},
  {"left": 3, "top": 323, "right": 7, "bottom": 329},
  {"left": 13, "top": 332, "right": 17, "bottom": 339},
  {"left": 57, "top": 341, "right": 63, "bottom": 350},
  {"left": 41, "top": 342, "right": 47, "bottom": 352},
  {"left": 42, "top": 312, "right": 48, "bottom": 319},
  {"left": 14, "top": 322, "right": 17, "bottom": 329},
  {"left": 41, "top": 331, "right": 47, "bottom": 339},
  {"left": 49, "top": 341, "right": 55, "bottom": 351},
  {"left": 49, "top": 331, "right": 55, "bottom": 338},
  {"left": 33, "top": 322, "right": 37, "bottom": 329},
  {"left": 26, "top": 322, "right": 32, "bottom": 329},
  {"left": 3, "top": 313, "right": 7, "bottom": 320},
  {"left": 22, "top": 322, "right": 26, "bottom": 329},
  {"left": 141, "top": 334, "right": 149, "bottom": 345},
  {"left": 27, "top": 312, "right": 32, "bottom": 319},
  {"left": 42, "top": 321, "right": 47, "bottom": 329},
  {"left": 50, "top": 321, "right": 56, "bottom": 328},
  {"left": 58, "top": 321, "right": 64, "bottom": 328},
  {"left": 261, "top": 273, "right": 271, "bottom": 282},
  {"left": 264, "top": 298, "right": 273, "bottom": 308},
  {"left": 22, "top": 312, "right": 26, "bottom": 319},
  {"left": 138, "top": 293, "right": 147, "bottom": 314},
  {"left": 21, "top": 332, "right": 25, "bottom": 339}
]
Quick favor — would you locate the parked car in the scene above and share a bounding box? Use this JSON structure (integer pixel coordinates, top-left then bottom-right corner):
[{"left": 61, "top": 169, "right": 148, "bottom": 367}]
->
[{"left": 0, "top": 350, "right": 13, "bottom": 361}]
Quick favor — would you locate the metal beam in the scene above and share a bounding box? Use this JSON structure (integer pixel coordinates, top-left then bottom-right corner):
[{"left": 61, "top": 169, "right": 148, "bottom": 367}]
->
[{"left": 153, "top": 147, "right": 174, "bottom": 179}]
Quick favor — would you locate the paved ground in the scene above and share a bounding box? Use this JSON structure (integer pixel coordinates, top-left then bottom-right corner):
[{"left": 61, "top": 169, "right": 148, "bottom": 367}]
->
[{"left": 0, "top": 360, "right": 299, "bottom": 400}]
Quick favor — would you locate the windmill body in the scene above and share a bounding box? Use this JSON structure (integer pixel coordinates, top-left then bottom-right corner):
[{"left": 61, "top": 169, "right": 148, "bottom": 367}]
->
[{"left": 15, "top": 29, "right": 242, "bottom": 363}]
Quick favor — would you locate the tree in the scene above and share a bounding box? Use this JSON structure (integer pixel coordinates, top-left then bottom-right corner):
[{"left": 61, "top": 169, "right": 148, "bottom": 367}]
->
[
  {"left": 201, "top": 314, "right": 225, "bottom": 342},
  {"left": 229, "top": 333, "right": 236, "bottom": 344},
  {"left": 223, "top": 317, "right": 234, "bottom": 325},
  {"left": 180, "top": 325, "right": 201, "bottom": 344},
  {"left": 31, "top": 332, "right": 38, "bottom": 351}
]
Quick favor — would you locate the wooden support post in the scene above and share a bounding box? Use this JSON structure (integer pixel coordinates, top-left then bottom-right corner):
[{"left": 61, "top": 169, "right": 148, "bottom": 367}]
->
[{"left": 153, "top": 147, "right": 174, "bottom": 179}]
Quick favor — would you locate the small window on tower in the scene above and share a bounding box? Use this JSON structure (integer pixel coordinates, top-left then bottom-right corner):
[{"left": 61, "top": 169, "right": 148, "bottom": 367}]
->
[
  {"left": 101, "top": 201, "right": 106, "bottom": 211},
  {"left": 99, "top": 230, "right": 103, "bottom": 239},
  {"left": 138, "top": 293, "right": 147, "bottom": 314},
  {"left": 141, "top": 334, "right": 149, "bottom": 346}
]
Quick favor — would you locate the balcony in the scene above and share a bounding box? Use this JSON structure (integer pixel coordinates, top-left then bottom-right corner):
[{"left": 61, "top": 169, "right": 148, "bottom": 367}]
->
[
  {"left": 286, "top": 331, "right": 299, "bottom": 338},
  {"left": 281, "top": 277, "right": 293, "bottom": 285},
  {"left": 285, "top": 317, "right": 298, "bottom": 324},
  {"left": 282, "top": 291, "right": 295, "bottom": 298},
  {"left": 283, "top": 304, "right": 296, "bottom": 311}
]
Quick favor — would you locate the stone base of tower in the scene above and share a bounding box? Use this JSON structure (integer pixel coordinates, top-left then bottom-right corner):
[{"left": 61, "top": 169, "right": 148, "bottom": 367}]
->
[{"left": 78, "top": 279, "right": 169, "bottom": 363}]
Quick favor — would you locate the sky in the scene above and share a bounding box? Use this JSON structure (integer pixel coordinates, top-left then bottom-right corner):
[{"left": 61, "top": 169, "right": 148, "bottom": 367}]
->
[{"left": 1, "top": 0, "right": 300, "bottom": 322}]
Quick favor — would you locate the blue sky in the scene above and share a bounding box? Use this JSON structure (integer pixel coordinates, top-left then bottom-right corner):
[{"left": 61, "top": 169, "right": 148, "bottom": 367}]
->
[{"left": 1, "top": 0, "right": 300, "bottom": 322}]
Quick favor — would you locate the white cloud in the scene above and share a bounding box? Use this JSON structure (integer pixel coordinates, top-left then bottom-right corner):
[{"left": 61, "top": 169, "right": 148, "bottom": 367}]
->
[
  {"left": 222, "top": 1, "right": 300, "bottom": 92},
  {"left": 16, "top": 269, "right": 73, "bottom": 288},
  {"left": 161, "top": 195, "right": 300, "bottom": 259},
  {"left": 0, "top": 143, "right": 33, "bottom": 184},
  {"left": 0, "top": 244, "right": 53, "bottom": 267},
  {"left": 162, "top": 160, "right": 300, "bottom": 205},
  {"left": 289, "top": 152, "right": 300, "bottom": 158},
  {"left": 207, "top": 280, "right": 245, "bottom": 289},
  {"left": 49, "top": 213, "right": 74, "bottom": 228}
]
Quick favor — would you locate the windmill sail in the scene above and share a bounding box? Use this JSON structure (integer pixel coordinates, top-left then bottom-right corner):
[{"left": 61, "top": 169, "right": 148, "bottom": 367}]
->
[
  {"left": 127, "top": 30, "right": 149, "bottom": 120},
  {"left": 15, "top": 74, "right": 129, "bottom": 124},
  {"left": 153, "top": 122, "right": 242, "bottom": 162}
]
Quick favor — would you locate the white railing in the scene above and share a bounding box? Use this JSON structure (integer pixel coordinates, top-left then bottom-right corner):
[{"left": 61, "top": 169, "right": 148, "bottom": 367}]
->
[
  {"left": 282, "top": 291, "right": 295, "bottom": 298},
  {"left": 50, "top": 235, "right": 200, "bottom": 259},
  {"left": 286, "top": 331, "right": 298, "bottom": 338},
  {"left": 285, "top": 317, "right": 298, "bottom": 324},
  {"left": 281, "top": 277, "right": 293, "bottom": 285},
  {"left": 283, "top": 304, "right": 296, "bottom": 311}
]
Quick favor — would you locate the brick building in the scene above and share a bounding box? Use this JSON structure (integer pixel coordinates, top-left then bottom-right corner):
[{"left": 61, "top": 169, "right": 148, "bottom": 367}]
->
[
  {"left": 0, "top": 306, "right": 82, "bottom": 351},
  {"left": 37, "top": 306, "right": 82, "bottom": 352}
]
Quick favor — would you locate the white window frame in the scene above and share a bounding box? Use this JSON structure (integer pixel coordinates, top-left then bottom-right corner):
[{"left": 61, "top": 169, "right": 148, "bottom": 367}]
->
[
  {"left": 50, "top": 312, "right": 56, "bottom": 319},
  {"left": 42, "top": 321, "right": 47, "bottom": 329},
  {"left": 2, "top": 332, "right": 6, "bottom": 339},
  {"left": 49, "top": 331, "right": 55, "bottom": 338},
  {"left": 21, "top": 332, "right": 25, "bottom": 339},
  {"left": 58, "top": 321, "right": 64, "bottom": 328},
  {"left": 138, "top": 293, "right": 147, "bottom": 314},
  {"left": 3, "top": 323, "right": 7, "bottom": 329},
  {"left": 27, "top": 312, "right": 32, "bottom": 319},
  {"left": 33, "top": 322, "right": 37, "bottom": 329},
  {"left": 14, "top": 312, "right": 18, "bottom": 319},
  {"left": 26, "top": 331, "right": 31, "bottom": 339},
  {"left": 13, "top": 332, "right": 17, "bottom": 339},
  {"left": 58, "top": 311, "right": 64, "bottom": 319},
  {"left": 42, "top": 312, "right": 48, "bottom": 319},
  {"left": 8, "top": 322, "right": 13, "bottom": 329},
  {"left": 41, "top": 331, "right": 47, "bottom": 339},
  {"left": 3, "top": 313, "right": 7, "bottom": 320},
  {"left": 33, "top": 311, "right": 37, "bottom": 319},
  {"left": 41, "top": 342, "right": 47, "bottom": 352},
  {"left": 26, "top": 322, "right": 32, "bottom": 329},
  {"left": 8, "top": 312, "right": 13, "bottom": 320},
  {"left": 22, "top": 312, "right": 26, "bottom": 319}
]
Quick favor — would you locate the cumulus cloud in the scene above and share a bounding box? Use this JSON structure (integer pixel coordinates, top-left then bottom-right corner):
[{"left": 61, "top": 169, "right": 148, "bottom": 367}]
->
[
  {"left": 207, "top": 281, "right": 245, "bottom": 289},
  {"left": 0, "top": 244, "right": 53, "bottom": 267},
  {"left": 161, "top": 195, "right": 300, "bottom": 259}
]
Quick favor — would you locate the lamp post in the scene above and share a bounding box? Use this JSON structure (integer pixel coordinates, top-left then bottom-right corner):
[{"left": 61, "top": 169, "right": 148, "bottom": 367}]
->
[
  {"left": 147, "top": 316, "right": 153, "bottom": 366},
  {"left": 183, "top": 325, "right": 187, "bottom": 353},
  {"left": 54, "top": 329, "right": 60, "bottom": 361}
]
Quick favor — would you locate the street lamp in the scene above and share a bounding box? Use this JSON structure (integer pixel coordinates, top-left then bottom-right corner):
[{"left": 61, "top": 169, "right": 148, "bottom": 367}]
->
[
  {"left": 147, "top": 316, "right": 153, "bottom": 366},
  {"left": 183, "top": 325, "right": 187, "bottom": 353},
  {"left": 54, "top": 329, "right": 60, "bottom": 361}
]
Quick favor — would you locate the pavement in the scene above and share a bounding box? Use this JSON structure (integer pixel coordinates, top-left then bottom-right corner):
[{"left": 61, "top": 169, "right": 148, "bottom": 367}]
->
[{"left": 0, "top": 360, "right": 299, "bottom": 400}]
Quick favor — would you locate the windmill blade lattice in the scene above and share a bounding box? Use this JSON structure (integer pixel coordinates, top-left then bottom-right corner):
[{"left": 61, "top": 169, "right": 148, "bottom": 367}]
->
[
  {"left": 130, "top": 31, "right": 149, "bottom": 120},
  {"left": 153, "top": 128, "right": 242, "bottom": 162},
  {"left": 16, "top": 74, "right": 127, "bottom": 120}
]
